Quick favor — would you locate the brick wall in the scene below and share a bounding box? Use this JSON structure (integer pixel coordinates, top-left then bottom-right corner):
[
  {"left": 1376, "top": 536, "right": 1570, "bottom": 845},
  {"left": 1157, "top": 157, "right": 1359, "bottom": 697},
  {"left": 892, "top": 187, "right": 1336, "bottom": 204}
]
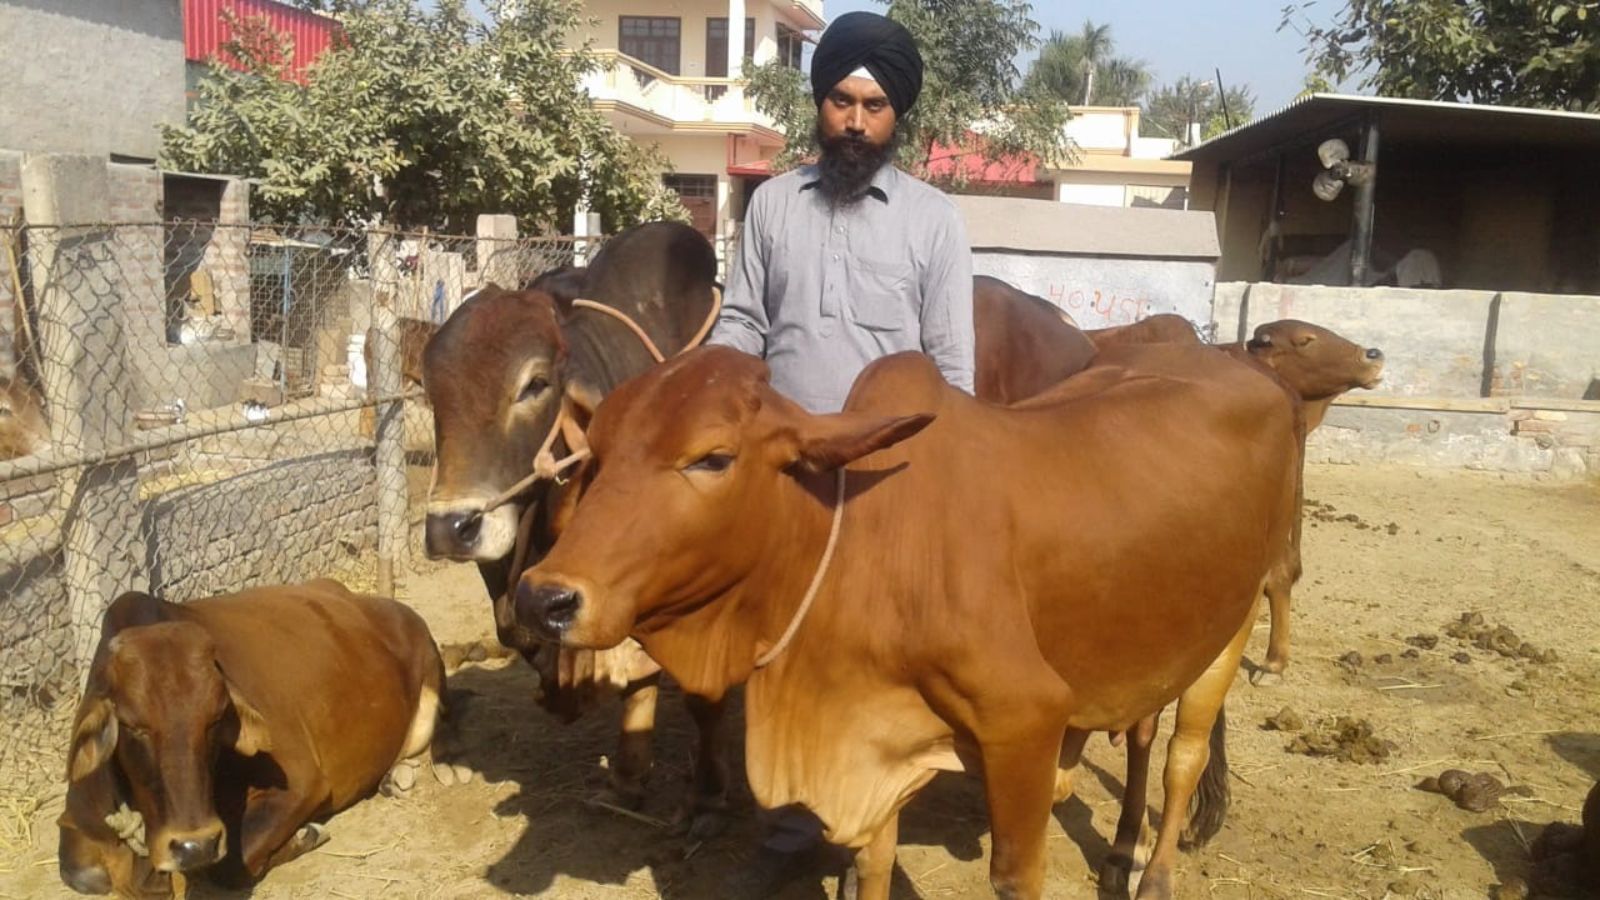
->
[{"left": 142, "top": 451, "right": 379, "bottom": 603}]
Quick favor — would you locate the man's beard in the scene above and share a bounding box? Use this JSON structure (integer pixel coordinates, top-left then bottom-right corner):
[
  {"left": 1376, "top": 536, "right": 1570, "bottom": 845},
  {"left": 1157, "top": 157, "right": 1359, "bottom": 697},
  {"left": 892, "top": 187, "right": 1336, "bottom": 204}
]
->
[{"left": 815, "top": 123, "right": 898, "bottom": 208}]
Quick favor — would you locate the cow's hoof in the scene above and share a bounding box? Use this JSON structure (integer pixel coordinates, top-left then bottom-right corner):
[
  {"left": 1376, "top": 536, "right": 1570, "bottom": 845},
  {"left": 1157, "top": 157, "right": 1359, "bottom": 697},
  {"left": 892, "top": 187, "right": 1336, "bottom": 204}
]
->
[
  {"left": 1132, "top": 864, "right": 1171, "bottom": 900},
  {"left": 381, "top": 761, "right": 418, "bottom": 797},
  {"left": 293, "top": 823, "right": 330, "bottom": 855},
  {"left": 431, "top": 761, "right": 473, "bottom": 787},
  {"left": 589, "top": 785, "right": 645, "bottom": 812},
  {"left": 1098, "top": 855, "right": 1133, "bottom": 898},
  {"left": 1053, "top": 768, "right": 1076, "bottom": 804},
  {"left": 1247, "top": 666, "right": 1283, "bottom": 687},
  {"left": 686, "top": 809, "right": 730, "bottom": 842},
  {"left": 838, "top": 865, "right": 859, "bottom": 900}
]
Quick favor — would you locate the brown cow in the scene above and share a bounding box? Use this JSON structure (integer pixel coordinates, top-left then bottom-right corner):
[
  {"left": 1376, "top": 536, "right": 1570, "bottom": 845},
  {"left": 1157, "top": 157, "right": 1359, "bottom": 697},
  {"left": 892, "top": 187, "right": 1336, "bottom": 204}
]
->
[
  {"left": 423, "top": 222, "right": 731, "bottom": 834},
  {"left": 1084, "top": 313, "right": 1201, "bottom": 350},
  {"left": 973, "top": 275, "right": 1097, "bottom": 404},
  {"left": 1237, "top": 318, "right": 1386, "bottom": 433},
  {"left": 512, "top": 344, "right": 1300, "bottom": 899},
  {"left": 0, "top": 375, "right": 47, "bottom": 460},
  {"left": 58, "top": 580, "right": 447, "bottom": 893}
]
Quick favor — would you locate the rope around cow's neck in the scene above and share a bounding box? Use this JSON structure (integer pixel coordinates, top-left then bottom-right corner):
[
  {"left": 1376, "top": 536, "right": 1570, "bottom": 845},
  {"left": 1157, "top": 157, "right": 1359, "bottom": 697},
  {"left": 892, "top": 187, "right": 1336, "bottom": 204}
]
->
[
  {"left": 479, "top": 287, "right": 723, "bottom": 514},
  {"left": 753, "top": 468, "right": 847, "bottom": 669}
]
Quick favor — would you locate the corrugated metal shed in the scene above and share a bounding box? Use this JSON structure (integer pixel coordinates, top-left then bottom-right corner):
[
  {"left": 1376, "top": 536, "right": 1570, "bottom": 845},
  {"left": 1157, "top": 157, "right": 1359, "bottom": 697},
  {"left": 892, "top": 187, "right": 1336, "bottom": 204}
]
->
[{"left": 184, "top": 0, "right": 341, "bottom": 82}]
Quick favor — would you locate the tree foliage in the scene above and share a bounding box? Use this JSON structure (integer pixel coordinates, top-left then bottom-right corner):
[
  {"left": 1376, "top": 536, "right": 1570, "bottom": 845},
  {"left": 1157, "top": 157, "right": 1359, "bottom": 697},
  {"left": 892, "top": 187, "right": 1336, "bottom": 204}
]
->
[
  {"left": 1143, "top": 77, "right": 1256, "bottom": 145},
  {"left": 1026, "top": 21, "right": 1153, "bottom": 107},
  {"left": 1283, "top": 0, "right": 1600, "bottom": 111},
  {"left": 162, "top": 0, "right": 686, "bottom": 231},
  {"left": 744, "top": 0, "right": 1074, "bottom": 182}
]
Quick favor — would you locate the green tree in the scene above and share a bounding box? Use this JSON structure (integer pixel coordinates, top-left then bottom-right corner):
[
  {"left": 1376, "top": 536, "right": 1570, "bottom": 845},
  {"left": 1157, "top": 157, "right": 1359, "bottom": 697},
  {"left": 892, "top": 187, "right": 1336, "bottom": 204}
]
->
[
  {"left": 1283, "top": 0, "right": 1600, "bottom": 111},
  {"left": 1143, "top": 77, "right": 1256, "bottom": 146},
  {"left": 744, "top": 0, "right": 1075, "bottom": 183},
  {"left": 162, "top": 0, "right": 685, "bottom": 231},
  {"left": 1027, "top": 21, "right": 1152, "bottom": 107}
]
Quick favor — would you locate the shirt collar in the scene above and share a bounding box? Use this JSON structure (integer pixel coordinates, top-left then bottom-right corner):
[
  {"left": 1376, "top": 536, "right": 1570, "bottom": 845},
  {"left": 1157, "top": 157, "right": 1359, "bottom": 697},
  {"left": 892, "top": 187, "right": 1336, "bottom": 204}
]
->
[{"left": 799, "top": 162, "right": 896, "bottom": 203}]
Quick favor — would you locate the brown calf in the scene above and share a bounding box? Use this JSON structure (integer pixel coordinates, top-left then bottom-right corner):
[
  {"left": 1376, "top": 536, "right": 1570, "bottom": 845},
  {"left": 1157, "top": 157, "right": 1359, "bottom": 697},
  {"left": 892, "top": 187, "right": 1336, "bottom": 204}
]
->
[
  {"left": 58, "top": 580, "right": 446, "bottom": 894},
  {"left": 0, "top": 375, "right": 47, "bottom": 460}
]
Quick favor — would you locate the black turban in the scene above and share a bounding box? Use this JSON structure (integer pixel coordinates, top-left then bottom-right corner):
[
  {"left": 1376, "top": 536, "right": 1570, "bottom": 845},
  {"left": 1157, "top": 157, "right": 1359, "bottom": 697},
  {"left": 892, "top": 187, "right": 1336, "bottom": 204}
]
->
[{"left": 810, "top": 11, "right": 924, "bottom": 118}]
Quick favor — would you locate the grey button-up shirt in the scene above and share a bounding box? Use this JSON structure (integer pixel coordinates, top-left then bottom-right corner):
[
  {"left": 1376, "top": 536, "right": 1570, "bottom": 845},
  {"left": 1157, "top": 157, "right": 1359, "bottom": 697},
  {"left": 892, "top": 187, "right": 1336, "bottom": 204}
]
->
[{"left": 708, "top": 163, "right": 975, "bottom": 413}]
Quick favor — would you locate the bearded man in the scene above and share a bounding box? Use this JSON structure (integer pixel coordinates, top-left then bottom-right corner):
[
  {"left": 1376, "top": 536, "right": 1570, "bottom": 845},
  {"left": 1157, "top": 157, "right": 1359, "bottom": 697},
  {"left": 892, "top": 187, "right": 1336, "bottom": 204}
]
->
[
  {"left": 706, "top": 10, "right": 974, "bottom": 895},
  {"left": 709, "top": 10, "right": 974, "bottom": 413}
]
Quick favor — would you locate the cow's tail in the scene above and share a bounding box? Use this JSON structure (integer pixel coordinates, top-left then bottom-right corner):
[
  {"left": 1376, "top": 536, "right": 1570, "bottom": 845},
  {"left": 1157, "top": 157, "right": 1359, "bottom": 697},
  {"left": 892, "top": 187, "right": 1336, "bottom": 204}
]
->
[{"left": 1180, "top": 704, "right": 1230, "bottom": 850}]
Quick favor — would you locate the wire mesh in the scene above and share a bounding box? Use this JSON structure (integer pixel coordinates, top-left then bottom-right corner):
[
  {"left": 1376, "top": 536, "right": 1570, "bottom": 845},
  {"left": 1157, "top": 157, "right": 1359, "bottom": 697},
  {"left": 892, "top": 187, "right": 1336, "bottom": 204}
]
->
[{"left": 0, "top": 219, "right": 590, "bottom": 801}]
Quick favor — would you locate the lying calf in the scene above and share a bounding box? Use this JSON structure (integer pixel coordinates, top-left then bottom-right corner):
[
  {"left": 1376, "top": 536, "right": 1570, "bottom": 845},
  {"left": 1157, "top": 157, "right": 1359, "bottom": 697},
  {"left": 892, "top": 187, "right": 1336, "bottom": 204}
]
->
[{"left": 58, "top": 579, "right": 450, "bottom": 895}]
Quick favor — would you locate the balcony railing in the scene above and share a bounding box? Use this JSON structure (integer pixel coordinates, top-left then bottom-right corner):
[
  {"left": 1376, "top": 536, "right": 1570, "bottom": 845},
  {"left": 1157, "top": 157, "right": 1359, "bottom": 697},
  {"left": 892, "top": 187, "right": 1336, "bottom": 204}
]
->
[{"left": 582, "top": 51, "right": 776, "bottom": 129}]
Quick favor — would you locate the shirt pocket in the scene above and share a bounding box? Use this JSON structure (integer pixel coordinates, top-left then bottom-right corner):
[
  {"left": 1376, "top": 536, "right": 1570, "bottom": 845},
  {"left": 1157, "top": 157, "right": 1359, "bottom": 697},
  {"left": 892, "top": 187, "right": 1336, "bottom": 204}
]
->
[{"left": 847, "top": 256, "right": 916, "bottom": 332}]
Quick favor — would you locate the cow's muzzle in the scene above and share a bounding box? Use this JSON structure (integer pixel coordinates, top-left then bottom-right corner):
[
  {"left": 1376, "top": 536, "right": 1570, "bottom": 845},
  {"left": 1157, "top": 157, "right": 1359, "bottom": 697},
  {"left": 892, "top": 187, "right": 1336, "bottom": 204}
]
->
[
  {"left": 425, "top": 510, "right": 483, "bottom": 559},
  {"left": 162, "top": 827, "right": 223, "bottom": 872},
  {"left": 515, "top": 581, "right": 582, "bottom": 640}
]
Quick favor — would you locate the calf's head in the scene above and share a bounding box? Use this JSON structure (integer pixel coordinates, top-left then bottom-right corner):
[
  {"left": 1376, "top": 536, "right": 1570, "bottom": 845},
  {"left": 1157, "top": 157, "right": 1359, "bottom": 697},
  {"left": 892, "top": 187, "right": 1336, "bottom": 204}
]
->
[
  {"left": 66, "top": 620, "right": 272, "bottom": 875},
  {"left": 424, "top": 287, "right": 597, "bottom": 562},
  {"left": 1246, "top": 319, "right": 1385, "bottom": 400},
  {"left": 512, "top": 347, "right": 931, "bottom": 651},
  {"left": 0, "top": 376, "right": 47, "bottom": 460}
]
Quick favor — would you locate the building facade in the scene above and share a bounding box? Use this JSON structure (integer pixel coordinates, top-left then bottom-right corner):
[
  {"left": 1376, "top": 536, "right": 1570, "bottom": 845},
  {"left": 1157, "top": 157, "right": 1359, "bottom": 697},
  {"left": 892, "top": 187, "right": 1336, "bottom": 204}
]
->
[{"left": 569, "top": 0, "right": 825, "bottom": 243}]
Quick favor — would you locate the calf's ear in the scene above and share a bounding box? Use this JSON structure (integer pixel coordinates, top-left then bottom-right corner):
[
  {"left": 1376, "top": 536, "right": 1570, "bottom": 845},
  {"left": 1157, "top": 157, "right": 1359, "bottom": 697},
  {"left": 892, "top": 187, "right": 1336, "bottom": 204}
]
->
[
  {"left": 68, "top": 698, "right": 118, "bottom": 782},
  {"left": 791, "top": 412, "right": 934, "bottom": 473},
  {"left": 219, "top": 670, "right": 272, "bottom": 757}
]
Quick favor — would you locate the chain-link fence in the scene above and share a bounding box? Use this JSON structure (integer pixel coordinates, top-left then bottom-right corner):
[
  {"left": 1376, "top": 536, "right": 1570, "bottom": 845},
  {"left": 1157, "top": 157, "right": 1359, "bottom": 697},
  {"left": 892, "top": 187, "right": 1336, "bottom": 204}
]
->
[{"left": 0, "top": 219, "right": 591, "bottom": 801}]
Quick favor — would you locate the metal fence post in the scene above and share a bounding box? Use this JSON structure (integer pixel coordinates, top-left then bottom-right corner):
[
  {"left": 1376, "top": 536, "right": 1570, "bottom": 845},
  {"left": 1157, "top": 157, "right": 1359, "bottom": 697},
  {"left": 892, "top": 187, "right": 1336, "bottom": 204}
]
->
[
  {"left": 21, "top": 154, "right": 144, "bottom": 682},
  {"left": 368, "top": 232, "right": 407, "bottom": 598}
]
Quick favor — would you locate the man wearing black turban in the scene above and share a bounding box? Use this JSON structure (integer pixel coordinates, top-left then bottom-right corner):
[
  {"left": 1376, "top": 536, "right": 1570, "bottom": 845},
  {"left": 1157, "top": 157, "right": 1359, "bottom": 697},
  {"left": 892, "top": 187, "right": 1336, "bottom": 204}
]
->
[{"left": 708, "top": 10, "right": 975, "bottom": 896}]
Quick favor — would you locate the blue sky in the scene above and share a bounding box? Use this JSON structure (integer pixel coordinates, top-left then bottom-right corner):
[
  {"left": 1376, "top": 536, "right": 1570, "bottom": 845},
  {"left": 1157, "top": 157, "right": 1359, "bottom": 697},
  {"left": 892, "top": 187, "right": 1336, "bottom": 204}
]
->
[{"left": 823, "top": 0, "right": 1320, "bottom": 113}]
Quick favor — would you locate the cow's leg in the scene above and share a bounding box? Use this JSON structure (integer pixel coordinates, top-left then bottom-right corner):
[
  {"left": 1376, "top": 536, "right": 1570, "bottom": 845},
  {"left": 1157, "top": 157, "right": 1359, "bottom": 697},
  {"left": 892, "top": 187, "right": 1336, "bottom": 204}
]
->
[
  {"left": 1100, "top": 711, "right": 1161, "bottom": 897},
  {"left": 673, "top": 693, "right": 731, "bottom": 840},
  {"left": 236, "top": 786, "right": 325, "bottom": 879},
  {"left": 981, "top": 731, "right": 1064, "bottom": 899},
  {"left": 603, "top": 673, "right": 660, "bottom": 810},
  {"left": 848, "top": 812, "right": 899, "bottom": 900},
  {"left": 1137, "top": 607, "right": 1254, "bottom": 900},
  {"left": 1053, "top": 728, "right": 1091, "bottom": 803},
  {"left": 1257, "top": 533, "right": 1303, "bottom": 682}
]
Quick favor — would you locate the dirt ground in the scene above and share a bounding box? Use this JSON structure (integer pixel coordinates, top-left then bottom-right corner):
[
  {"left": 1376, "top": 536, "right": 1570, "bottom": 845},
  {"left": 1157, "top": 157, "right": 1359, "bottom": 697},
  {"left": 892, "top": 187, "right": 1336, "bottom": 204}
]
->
[{"left": 3, "top": 463, "right": 1597, "bottom": 900}]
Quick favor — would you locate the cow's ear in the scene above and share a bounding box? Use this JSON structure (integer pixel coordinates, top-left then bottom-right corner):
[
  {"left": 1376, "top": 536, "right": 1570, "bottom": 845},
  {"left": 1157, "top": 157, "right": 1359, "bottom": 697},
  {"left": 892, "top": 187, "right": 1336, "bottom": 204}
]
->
[
  {"left": 563, "top": 376, "right": 604, "bottom": 431},
  {"left": 221, "top": 673, "right": 272, "bottom": 757},
  {"left": 791, "top": 412, "right": 934, "bottom": 473},
  {"left": 68, "top": 698, "right": 118, "bottom": 782}
]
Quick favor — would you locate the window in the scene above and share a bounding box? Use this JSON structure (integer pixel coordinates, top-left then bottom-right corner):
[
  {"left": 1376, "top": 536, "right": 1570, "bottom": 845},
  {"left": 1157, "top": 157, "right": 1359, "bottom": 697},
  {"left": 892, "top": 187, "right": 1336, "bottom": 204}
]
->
[
  {"left": 776, "top": 24, "right": 804, "bottom": 70},
  {"left": 620, "top": 16, "right": 681, "bottom": 74},
  {"left": 705, "top": 17, "right": 756, "bottom": 77},
  {"left": 664, "top": 175, "right": 719, "bottom": 239}
]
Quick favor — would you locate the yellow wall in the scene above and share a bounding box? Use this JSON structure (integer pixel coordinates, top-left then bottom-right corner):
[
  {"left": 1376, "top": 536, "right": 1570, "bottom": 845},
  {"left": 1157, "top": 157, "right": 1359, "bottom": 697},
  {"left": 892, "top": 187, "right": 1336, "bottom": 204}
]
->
[{"left": 572, "top": 0, "right": 784, "bottom": 75}]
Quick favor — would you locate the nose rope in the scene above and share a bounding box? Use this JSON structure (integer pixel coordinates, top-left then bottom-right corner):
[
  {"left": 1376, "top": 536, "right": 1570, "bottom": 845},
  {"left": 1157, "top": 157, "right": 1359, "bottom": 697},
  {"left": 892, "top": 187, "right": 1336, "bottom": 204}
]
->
[
  {"left": 479, "top": 287, "right": 723, "bottom": 514},
  {"left": 753, "top": 468, "right": 847, "bottom": 669}
]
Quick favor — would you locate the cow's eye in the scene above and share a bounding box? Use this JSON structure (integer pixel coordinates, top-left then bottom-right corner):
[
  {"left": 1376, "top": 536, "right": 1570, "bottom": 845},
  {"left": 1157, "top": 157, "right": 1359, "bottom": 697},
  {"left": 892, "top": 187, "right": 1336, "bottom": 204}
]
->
[
  {"left": 519, "top": 376, "right": 550, "bottom": 402},
  {"left": 685, "top": 452, "right": 734, "bottom": 474}
]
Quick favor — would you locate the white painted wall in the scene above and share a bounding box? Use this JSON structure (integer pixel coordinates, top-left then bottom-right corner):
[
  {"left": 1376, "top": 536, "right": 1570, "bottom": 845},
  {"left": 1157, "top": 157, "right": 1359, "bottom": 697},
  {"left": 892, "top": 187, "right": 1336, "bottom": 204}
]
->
[{"left": 975, "top": 253, "right": 1217, "bottom": 331}]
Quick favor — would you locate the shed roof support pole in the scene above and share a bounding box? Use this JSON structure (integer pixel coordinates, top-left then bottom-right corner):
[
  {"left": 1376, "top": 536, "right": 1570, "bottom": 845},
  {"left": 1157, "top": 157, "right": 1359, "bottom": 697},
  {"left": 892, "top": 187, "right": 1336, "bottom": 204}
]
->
[{"left": 1349, "top": 114, "right": 1380, "bottom": 286}]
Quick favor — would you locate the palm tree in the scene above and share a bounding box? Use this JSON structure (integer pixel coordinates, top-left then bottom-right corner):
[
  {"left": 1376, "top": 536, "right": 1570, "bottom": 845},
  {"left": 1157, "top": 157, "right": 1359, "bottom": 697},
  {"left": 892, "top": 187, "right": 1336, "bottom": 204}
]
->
[
  {"left": 1026, "top": 21, "right": 1152, "bottom": 108},
  {"left": 1076, "top": 21, "right": 1112, "bottom": 105}
]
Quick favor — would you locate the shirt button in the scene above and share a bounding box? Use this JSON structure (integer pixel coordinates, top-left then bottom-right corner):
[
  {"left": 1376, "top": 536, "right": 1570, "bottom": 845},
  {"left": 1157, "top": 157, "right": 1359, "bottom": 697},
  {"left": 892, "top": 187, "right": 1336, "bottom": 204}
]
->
[{"left": 831, "top": 254, "right": 840, "bottom": 261}]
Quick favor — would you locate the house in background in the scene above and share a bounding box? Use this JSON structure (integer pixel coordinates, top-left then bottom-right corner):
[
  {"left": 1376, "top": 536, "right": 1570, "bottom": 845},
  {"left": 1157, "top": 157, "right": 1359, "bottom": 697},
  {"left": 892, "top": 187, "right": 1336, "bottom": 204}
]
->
[
  {"left": 567, "top": 0, "right": 824, "bottom": 244},
  {"left": 1174, "top": 93, "right": 1600, "bottom": 292},
  {"left": 927, "top": 107, "right": 1191, "bottom": 209}
]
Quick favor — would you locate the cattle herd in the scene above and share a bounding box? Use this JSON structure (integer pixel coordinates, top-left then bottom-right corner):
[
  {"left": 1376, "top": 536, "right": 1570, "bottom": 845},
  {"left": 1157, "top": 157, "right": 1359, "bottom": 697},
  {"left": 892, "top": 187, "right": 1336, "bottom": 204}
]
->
[{"left": 44, "top": 223, "right": 1600, "bottom": 899}]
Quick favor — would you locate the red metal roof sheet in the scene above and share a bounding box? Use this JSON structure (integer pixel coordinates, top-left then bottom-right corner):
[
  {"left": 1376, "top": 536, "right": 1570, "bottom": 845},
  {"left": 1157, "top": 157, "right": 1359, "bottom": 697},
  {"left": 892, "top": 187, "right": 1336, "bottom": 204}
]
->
[{"left": 184, "top": 0, "right": 341, "bottom": 82}]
